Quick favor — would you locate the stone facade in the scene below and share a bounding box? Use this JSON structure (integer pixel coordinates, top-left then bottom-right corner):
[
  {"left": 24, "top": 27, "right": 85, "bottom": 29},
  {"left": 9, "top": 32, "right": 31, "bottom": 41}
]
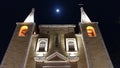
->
[{"left": 0, "top": 8, "right": 113, "bottom": 68}]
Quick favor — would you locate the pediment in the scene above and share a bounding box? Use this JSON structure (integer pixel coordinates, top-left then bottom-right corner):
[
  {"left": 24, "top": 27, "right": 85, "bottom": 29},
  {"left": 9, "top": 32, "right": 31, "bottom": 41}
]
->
[{"left": 46, "top": 52, "right": 67, "bottom": 61}]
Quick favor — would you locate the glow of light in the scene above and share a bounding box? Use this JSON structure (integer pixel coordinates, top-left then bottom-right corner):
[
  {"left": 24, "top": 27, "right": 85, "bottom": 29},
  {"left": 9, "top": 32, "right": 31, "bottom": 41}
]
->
[
  {"left": 18, "top": 26, "right": 28, "bottom": 37},
  {"left": 36, "top": 52, "right": 44, "bottom": 56},
  {"left": 86, "top": 26, "right": 96, "bottom": 37},
  {"left": 70, "top": 53, "right": 76, "bottom": 56},
  {"left": 66, "top": 38, "right": 78, "bottom": 52},
  {"left": 56, "top": 9, "right": 60, "bottom": 13},
  {"left": 36, "top": 38, "right": 48, "bottom": 52}
]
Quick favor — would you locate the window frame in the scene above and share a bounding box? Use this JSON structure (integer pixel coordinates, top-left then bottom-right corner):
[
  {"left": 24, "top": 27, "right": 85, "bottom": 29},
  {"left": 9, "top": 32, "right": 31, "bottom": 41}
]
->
[
  {"left": 36, "top": 38, "right": 48, "bottom": 52},
  {"left": 66, "top": 38, "right": 78, "bottom": 52}
]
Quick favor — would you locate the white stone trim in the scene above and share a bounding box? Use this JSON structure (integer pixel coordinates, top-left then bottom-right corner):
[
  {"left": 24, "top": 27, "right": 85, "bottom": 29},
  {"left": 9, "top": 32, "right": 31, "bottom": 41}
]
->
[
  {"left": 66, "top": 38, "right": 78, "bottom": 52},
  {"left": 39, "top": 25, "right": 75, "bottom": 28},
  {"left": 46, "top": 52, "right": 67, "bottom": 61},
  {"left": 36, "top": 38, "right": 48, "bottom": 52}
]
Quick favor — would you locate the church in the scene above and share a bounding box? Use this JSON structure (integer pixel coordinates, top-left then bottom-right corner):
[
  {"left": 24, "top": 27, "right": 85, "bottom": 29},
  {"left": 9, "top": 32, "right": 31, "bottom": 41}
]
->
[{"left": 0, "top": 7, "right": 113, "bottom": 68}]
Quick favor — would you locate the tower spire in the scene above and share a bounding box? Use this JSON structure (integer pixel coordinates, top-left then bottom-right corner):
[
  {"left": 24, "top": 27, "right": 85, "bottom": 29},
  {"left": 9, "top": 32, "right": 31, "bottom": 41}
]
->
[
  {"left": 81, "top": 7, "right": 91, "bottom": 23},
  {"left": 24, "top": 8, "right": 35, "bottom": 23}
]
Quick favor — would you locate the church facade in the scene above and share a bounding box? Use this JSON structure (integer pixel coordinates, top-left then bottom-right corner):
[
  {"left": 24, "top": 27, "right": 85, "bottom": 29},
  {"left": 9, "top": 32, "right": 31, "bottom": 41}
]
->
[{"left": 0, "top": 8, "right": 113, "bottom": 68}]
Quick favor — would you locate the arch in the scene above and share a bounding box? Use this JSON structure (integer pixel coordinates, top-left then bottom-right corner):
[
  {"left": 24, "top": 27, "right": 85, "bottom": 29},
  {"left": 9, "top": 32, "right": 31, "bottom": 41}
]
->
[
  {"left": 40, "top": 41, "right": 46, "bottom": 46},
  {"left": 39, "top": 41, "right": 46, "bottom": 51},
  {"left": 36, "top": 38, "right": 48, "bottom": 52},
  {"left": 18, "top": 25, "right": 28, "bottom": 37},
  {"left": 68, "top": 41, "right": 75, "bottom": 51},
  {"left": 86, "top": 26, "right": 96, "bottom": 37},
  {"left": 66, "top": 38, "right": 78, "bottom": 52}
]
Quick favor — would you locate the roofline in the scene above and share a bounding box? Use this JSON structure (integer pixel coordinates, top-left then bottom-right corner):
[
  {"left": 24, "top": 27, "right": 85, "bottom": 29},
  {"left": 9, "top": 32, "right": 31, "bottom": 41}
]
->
[{"left": 39, "top": 24, "right": 76, "bottom": 28}]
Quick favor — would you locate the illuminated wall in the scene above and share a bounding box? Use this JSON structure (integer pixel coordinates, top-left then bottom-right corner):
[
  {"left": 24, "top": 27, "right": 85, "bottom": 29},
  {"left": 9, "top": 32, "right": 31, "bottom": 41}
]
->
[
  {"left": 18, "top": 25, "right": 28, "bottom": 37},
  {"left": 86, "top": 26, "right": 96, "bottom": 37}
]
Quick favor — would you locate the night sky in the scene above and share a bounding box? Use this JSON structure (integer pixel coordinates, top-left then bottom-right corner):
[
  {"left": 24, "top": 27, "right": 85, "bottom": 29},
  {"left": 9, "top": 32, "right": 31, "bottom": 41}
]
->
[{"left": 0, "top": 0, "right": 120, "bottom": 68}]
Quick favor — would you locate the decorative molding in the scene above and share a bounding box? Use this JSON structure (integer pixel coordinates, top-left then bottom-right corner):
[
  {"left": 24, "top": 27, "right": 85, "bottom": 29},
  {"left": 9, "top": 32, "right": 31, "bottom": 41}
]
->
[
  {"left": 39, "top": 25, "right": 76, "bottom": 28},
  {"left": 46, "top": 52, "right": 67, "bottom": 61}
]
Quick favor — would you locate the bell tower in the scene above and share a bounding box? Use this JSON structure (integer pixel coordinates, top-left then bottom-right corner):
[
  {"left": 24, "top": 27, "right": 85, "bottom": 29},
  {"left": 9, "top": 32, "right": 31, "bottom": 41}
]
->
[
  {"left": 0, "top": 9, "right": 36, "bottom": 68},
  {"left": 79, "top": 7, "right": 113, "bottom": 68}
]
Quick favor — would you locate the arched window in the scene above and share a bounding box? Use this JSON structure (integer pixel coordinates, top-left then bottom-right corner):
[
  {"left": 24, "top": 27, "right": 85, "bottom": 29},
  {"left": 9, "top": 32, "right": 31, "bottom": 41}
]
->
[
  {"left": 86, "top": 26, "right": 96, "bottom": 37},
  {"left": 18, "top": 25, "right": 28, "bottom": 37},
  {"left": 36, "top": 38, "right": 48, "bottom": 52},
  {"left": 39, "top": 41, "right": 46, "bottom": 52},
  {"left": 66, "top": 38, "right": 77, "bottom": 52},
  {"left": 68, "top": 41, "right": 75, "bottom": 51}
]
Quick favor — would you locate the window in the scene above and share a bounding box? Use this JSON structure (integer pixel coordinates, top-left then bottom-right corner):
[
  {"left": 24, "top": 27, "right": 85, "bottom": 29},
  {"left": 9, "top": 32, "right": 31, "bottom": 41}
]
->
[
  {"left": 86, "top": 26, "right": 96, "bottom": 37},
  {"left": 39, "top": 41, "right": 46, "bottom": 51},
  {"left": 36, "top": 38, "right": 48, "bottom": 52},
  {"left": 66, "top": 38, "right": 77, "bottom": 52},
  {"left": 68, "top": 41, "right": 75, "bottom": 51},
  {"left": 18, "top": 25, "right": 28, "bottom": 37}
]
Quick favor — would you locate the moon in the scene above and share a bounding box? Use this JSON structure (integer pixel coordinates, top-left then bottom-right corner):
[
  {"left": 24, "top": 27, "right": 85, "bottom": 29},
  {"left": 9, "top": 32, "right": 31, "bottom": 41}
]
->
[{"left": 56, "top": 9, "right": 60, "bottom": 13}]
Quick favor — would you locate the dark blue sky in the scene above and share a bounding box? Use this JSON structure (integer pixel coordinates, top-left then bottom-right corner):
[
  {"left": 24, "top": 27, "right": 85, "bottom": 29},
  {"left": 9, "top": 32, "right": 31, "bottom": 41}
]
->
[{"left": 0, "top": 0, "right": 120, "bottom": 67}]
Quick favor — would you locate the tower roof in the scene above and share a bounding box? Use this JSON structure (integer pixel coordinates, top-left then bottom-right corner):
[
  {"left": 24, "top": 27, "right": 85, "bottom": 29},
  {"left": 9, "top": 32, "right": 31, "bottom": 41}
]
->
[
  {"left": 24, "top": 8, "right": 35, "bottom": 23},
  {"left": 81, "top": 7, "right": 91, "bottom": 23}
]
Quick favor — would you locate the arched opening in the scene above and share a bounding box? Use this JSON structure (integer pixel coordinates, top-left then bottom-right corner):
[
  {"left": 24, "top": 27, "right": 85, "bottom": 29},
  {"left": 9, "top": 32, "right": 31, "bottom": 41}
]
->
[
  {"left": 39, "top": 41, "right": 46, "bottom": 52},
  {"left": 86, "top": 26, "right": 96, "bottom": 37},
  {"left": 68, "top": 41, "right": 75, "bottom": 51},
  {"left": 66, "top": 38, "right": 78, "bottom": 52},
  {"left": 18, "top": 25, "right": 28, "bottom": 37},
  {"left": 36, "top": 38, "right": 48, "bottom": 52},
  {"left": 35, "top": 38, "right": 48, "bottom": 56}
]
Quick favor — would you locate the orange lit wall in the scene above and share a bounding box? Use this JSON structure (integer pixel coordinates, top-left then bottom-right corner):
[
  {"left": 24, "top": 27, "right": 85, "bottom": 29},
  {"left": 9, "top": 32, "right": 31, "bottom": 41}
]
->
[
  {"left": 18, "top": 26, "right": 28, "bottom": 37},
  {"left": 86, "top": 26, "right": 96, "bottom": 37}
]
